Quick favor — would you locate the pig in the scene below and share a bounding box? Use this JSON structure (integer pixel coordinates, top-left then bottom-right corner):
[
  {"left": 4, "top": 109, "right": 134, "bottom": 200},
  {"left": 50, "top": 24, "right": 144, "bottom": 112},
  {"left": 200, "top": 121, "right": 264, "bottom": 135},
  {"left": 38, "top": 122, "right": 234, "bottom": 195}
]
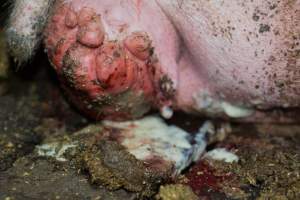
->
[{"left": 6, "top": 0, "right": 300, "bottom": 122}]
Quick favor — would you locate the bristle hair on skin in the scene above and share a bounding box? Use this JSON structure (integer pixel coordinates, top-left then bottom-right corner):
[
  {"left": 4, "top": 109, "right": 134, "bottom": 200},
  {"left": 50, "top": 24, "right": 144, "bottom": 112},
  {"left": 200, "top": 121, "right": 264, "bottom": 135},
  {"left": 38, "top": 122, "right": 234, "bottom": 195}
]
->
[{"left": 5, "top": 0, "right": 55, "bottom": 65}]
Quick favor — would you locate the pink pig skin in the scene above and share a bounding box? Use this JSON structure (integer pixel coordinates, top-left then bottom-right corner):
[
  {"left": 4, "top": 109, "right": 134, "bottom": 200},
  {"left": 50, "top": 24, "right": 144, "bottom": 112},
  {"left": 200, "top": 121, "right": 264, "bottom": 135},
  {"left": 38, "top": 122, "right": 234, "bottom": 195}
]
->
[{"left": 43, "top": 0, "right": 299, "bottom": 122}]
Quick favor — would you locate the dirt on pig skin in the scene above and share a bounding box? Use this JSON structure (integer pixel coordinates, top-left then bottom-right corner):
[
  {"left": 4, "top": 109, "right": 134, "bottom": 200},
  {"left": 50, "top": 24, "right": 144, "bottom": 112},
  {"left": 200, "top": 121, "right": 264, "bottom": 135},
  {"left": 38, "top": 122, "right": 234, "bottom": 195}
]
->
[{"left": 4, "top": 0, "right": 300, "bottom": 123}]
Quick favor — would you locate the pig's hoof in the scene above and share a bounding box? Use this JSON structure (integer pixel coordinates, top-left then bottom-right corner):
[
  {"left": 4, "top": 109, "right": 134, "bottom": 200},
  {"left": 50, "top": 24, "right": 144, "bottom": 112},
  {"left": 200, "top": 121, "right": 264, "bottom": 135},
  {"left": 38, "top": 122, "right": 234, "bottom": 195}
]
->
[{"left": 44, "top": 3, "right": 174, "bottom": 120}]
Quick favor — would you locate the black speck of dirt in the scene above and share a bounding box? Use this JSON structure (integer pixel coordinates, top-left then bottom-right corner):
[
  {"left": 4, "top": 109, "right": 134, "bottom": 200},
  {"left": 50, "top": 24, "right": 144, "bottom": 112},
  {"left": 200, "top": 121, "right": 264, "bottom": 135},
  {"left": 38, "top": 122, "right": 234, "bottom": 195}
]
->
[
  {"left": 259, "top": 24, "right": 271, "bottom": 33},
  {"left": 269, "top": 4, "right": 277, "bottom": 10},
  {"left": 252, "top": 13, "right": 260, "bottom": 21}
]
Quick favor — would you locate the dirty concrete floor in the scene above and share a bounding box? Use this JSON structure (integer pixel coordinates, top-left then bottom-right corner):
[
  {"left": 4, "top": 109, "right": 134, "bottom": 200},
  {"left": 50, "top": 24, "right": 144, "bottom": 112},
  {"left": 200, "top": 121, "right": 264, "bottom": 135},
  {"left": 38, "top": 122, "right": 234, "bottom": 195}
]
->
[
  {"left": 179, "top": 124, "right": 300, "bottom": 200},
  {"left": 0, "top": 31, "right": 299, "bottom": 200}
]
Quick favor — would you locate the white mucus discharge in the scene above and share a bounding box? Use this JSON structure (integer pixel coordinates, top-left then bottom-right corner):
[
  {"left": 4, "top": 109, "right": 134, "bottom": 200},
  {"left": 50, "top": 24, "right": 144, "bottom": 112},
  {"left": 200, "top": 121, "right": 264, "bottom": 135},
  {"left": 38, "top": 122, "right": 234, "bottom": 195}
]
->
[
  {"left": 103, "top": 116, "right": 211, "bottom": 175},
  {"left": 204, "top": 148, "right": 239, "bottom": 163},
  {"left": 160, "top": 106, "right": 174, "bottom": 119},
  {"left": 221, "top": 102, "right": 254, "bottom": 118},
  {"left": 193, "top": 91, "right": 254, "bottom": 118}
]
